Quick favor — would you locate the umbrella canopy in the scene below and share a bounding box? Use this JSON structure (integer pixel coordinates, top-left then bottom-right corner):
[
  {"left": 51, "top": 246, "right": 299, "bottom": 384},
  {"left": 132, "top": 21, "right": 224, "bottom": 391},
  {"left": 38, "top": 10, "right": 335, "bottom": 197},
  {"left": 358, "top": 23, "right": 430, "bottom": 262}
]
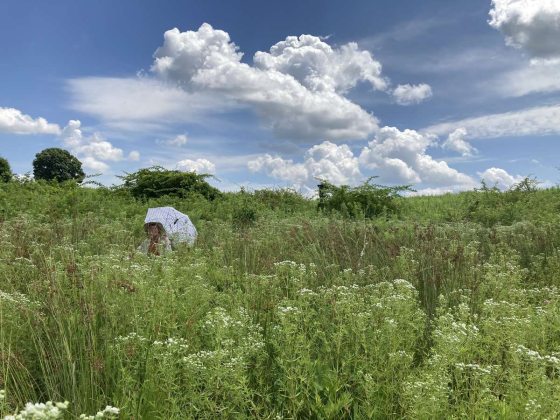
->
[{"left": 144, "top": 207, "right": 197, "bottom": 245}]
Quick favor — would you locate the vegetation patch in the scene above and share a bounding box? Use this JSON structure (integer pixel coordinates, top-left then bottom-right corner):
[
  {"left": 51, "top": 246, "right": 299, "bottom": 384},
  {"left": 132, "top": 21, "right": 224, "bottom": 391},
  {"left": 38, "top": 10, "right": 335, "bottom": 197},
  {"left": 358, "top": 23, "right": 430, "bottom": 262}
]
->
[{"left": 2, "top": 178, "right": 560, "bottom": 418}]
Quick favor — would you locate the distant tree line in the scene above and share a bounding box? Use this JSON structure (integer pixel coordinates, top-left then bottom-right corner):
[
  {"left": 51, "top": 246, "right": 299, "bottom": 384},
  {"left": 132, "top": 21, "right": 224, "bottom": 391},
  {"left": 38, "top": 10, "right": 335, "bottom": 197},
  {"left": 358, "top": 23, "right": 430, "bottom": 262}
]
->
[
  {"left": 0, "top": 148, "right": 85, "bottom": 183},
  {"left": 0, "top": 148, "right": 222, "bottom": 202},
  {"left": 1, "top": 147, "right": 542, "bottom": 224}
]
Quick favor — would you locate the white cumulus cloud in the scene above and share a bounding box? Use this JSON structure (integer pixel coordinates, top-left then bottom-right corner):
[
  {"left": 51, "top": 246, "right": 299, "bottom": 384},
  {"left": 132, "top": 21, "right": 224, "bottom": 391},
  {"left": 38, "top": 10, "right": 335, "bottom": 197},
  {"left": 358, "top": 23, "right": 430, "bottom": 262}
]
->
[
  {"left": 479, "top": 167, "right": 524, "bottom": 189},
  {"left": 176, "top": 158, "right": 216, "bottom": 174},
  {"left": 151, "top": 23, "right": 382, "bottom": 141},
  {"left": 248, "top": 141, "right": 362, "bottom": 188},
  {"left": 68, "top": 23, "right": 430, "bottom": 143},
  {"left": 392, "top": 83, "right": 433, "bottom": 105},
  {"left": 359, "top": 126, "right": 475, "bottom": 187},
  {"left": 0, "top": 107, "right": 61, "bottom": 135},
  {"left": 253, "top": 34, "right": 388, "bottom": 93},
  {"left": 60, "top": 120, "right": 128, "bottom": 173},
  {"left": 489, "top": 0, "right": 560, "bottom": 59},
  {"left": 488, "top": 1, "right": 560, "bottom": 97},
  {"left": 250, "top": 129, "right": 475, "bottom": 192},
  {"left": 442, "top": 128, "right": 477, "bottom": 157},
  {"left": 81, "top": 156, "right": 109, "bottom": 172},
  {"left": 62, "top": 120, "right": 123, "bottom": 161}
]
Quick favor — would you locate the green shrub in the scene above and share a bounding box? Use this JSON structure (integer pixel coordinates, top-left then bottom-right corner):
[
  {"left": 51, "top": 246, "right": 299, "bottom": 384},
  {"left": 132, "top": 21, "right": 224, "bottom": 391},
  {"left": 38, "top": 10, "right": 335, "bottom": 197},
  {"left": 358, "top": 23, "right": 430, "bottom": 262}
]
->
[
  {"left": 118, "top": 166, "right": 222, "bottom": 201},
  {"left": 464, "top": 177, "right": 541, "bottom": 226},
  {"left": 317, "top": 177, "right": 413, "bottom": 219},
  {"left": 253, "top": 188, "right": 308, "bottom": 213}
]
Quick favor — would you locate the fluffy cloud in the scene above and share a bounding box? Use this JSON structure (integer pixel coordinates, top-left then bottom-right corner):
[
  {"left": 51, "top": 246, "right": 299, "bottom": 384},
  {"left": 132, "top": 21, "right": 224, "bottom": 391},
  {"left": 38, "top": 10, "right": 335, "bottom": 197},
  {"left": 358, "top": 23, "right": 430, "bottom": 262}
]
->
[
  {"left": 488, "top": 1, "right": 560, "bottom": 97},
  {"left": 0, "top": 107, "right": 61, "bottom": 135},
  {"left": 442, "top": 128, "right": 477, "bottom": 156},
  {"left": 68, "top": 24, "right": 430, "bottom": 142},
  {"left": 176, "top": 158, "right": 216, "bottom": 174},
  {"left": 479, "top": 167, "right": 523, "bottom": 189},
  {"left": 248, "top": 155, "right": 308, "bottom": 185},
  {"left": 425, "top": 104, "right": 560, "bottom": 139},
  {"left": 249, "top": 129, "right": 475, "bottom": 192},
  {"left": 60, "top": 120, "right": 128, "bottom": 172},
  {"left": 489, "top": 0, "right": 560, "bottom": 59},
  {"left": 81, "top": 156, "right": 109, "bottom": 172},
  {"left": 392, "top": 83, "right": 433, "bottom": 105},
  {"left": 248, "top": 141, "right": 361, "bottom": 187},
  {"left": 253, "top": 34, "right": 388, "bottom": 93},
  {"left": 359, "top": 126, "right": 475, "bottom": 187},
  {"left": 62, "top": 120, "right": 123, "bottom": 160},
  {"left": 151, "top": 23, "right": 383, "bottom": 140}
]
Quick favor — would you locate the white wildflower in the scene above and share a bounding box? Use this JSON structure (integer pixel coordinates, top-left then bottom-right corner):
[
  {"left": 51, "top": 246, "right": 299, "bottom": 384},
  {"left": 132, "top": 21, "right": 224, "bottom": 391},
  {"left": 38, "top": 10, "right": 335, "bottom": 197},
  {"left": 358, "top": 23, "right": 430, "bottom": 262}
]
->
[
  {"left": 79, "top": 405, "right": 120, "bottom": 419},
  {"left": 7, "top": 400, "right": 69, "bottom": 419},
  {"left": 278, "top": 306, "right": 300, "bottom": 315}
]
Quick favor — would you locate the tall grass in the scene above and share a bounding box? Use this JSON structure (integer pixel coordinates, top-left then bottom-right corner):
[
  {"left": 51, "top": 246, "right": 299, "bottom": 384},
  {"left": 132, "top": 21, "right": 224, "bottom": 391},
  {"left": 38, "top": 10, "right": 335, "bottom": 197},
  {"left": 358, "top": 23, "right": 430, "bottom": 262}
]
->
[{"left": 2, "top": 181, "right": 560, "bottom": 418}]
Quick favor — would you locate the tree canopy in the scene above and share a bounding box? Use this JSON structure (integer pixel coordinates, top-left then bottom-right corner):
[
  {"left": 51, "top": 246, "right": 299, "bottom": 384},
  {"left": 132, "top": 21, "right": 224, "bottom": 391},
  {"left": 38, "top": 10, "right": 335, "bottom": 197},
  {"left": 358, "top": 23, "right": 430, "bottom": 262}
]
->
[
  {"left": 32, "top": 148, "right": 85, "bottom": 183},
  {"left": 0, "top": 156, "right": 12, "bottom": 182}
]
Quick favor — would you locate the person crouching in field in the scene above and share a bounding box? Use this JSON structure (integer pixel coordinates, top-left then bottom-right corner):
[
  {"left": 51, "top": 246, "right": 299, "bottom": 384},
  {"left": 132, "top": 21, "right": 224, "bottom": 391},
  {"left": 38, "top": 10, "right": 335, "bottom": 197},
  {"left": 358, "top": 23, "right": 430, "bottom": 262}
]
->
[{"left": 138, "top": 222, "right": 172, "bottom": 255}]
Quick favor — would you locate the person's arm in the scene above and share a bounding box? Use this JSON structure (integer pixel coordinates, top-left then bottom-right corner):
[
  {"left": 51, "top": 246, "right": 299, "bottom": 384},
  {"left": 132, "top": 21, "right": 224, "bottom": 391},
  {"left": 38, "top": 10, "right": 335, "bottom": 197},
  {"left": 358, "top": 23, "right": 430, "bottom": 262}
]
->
[
  {"left": 137, "top": 238, "right": 149, "bottom": 253},
  {"left": 163, "top": 236, "right": 172, "bottom": 252}
]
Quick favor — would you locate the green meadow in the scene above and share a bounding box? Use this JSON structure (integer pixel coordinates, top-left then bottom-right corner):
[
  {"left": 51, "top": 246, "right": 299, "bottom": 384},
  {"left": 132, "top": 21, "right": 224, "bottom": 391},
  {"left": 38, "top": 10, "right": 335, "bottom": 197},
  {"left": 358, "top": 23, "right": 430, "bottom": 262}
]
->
[{"left": 2, "top": 179, "right": 560, "bottom": 418}]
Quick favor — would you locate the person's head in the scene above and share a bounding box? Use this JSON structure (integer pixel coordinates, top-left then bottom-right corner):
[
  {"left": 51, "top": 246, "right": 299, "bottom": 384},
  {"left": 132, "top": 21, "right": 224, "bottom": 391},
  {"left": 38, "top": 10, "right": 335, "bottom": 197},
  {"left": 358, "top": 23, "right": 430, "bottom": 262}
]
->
[{"left": 146, "top": 222, "right": 162, "bottom": 240}]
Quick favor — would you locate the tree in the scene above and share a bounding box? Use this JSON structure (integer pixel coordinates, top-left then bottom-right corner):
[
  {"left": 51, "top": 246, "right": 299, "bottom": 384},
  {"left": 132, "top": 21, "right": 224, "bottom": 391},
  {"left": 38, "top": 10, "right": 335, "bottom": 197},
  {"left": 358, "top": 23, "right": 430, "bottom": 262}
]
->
[
  {"left": 0, "top": 156, "right": 12, "bottom": 182},
  {"left": 118, "top": 166, "right": 222, "bottom": 200},
  {"left": 32, "top": 148, "right": 85, "bottom": 183}
]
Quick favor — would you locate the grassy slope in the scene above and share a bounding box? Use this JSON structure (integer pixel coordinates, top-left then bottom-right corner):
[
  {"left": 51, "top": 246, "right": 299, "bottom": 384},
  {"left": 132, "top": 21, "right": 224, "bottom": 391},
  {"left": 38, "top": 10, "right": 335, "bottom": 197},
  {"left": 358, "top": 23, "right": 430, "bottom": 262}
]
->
[{"left": 2, "top": 181, "right": 560, "bottom": 418}]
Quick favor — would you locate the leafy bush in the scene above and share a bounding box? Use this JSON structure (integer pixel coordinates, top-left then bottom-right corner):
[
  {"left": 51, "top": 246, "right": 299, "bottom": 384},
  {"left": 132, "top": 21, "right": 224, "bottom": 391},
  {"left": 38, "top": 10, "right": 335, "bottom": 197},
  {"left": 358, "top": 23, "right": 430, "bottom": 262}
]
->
[
  {"left": 317, "top": 177, "right": 413, "bottom": 219},
  {"left": 32, "top": 148, "right": 85, "bottom": 183},
  {"left": 0, "top": 156, "right": 12, "bottom": 182},
  {"left": 464, "top": 177, "right": 541, "bottom": 226},
  {"left": 253, "top": 188, "right": 308, "bottom": 213},
  {"left": 118, "top": 166, "right": 222, "bottom": 201},
  {"left": 229, "top": 188, "right": 258, "bottom": 229}
]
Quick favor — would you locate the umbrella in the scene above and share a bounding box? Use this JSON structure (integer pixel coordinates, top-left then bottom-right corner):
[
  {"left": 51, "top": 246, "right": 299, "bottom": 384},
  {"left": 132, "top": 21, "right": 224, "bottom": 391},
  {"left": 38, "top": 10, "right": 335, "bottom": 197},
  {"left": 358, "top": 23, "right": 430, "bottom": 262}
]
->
[{"left": 144, "top": 206, "right": 197, "bottom": 245}]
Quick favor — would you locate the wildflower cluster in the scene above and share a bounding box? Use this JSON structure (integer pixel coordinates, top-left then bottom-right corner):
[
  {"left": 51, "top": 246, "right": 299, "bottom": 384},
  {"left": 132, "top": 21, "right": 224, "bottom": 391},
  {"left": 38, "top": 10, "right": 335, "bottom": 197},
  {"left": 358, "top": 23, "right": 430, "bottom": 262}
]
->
[
  {"left": 0, "top": 290, "right": 36, "bottom": 307},
  {"left": 78, "top": 405, "right": 119, "bottom": 419},
  {"left": 4, "top": 400, "right": 69, "bottom": 419},
  {"left": 270, "top": 279, "right": 425, "bottom": 418}
]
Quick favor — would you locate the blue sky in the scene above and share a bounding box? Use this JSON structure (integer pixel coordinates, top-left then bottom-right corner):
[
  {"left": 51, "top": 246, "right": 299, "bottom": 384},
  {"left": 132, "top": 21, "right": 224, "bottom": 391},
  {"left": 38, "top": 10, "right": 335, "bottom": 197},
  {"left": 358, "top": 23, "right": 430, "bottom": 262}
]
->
[{"left": 1, "top": 0, "right": 560, "bottom": 194}]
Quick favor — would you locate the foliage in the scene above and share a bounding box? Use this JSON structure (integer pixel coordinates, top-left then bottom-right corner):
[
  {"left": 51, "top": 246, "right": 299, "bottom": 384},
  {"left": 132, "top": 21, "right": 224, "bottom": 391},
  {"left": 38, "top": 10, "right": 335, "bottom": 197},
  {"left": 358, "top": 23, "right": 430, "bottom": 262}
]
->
[
  {"left": 32, "top": 148, "right": 85, "bottom": 183},
  {"left": 317, "top": 177, "right": 413, "bottom": 219},
  {"left": 0, "top": 156, "right": 12, "bottom": 182},
  {"left": 253, "top": 188, "right": 308, "bottom": 213},
  {"left": 118, "top": 166, "right": 222, "bottom": 201},
  {"left": 464, "top": 177, "right": 544, "bottom": 226},
  {"left": 231, "top": 189, "right": 259, "bottom": 229},
  {"left": 3, "top": 182, "right": 560, "bottom": 418}
]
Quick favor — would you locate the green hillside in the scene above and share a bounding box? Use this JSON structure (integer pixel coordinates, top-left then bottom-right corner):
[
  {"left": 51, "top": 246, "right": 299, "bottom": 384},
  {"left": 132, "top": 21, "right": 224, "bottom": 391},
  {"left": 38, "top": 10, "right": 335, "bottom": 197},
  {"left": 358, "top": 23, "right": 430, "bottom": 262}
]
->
[{"left": 2, "top": 179, "right": 560, "bottom": 418}]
